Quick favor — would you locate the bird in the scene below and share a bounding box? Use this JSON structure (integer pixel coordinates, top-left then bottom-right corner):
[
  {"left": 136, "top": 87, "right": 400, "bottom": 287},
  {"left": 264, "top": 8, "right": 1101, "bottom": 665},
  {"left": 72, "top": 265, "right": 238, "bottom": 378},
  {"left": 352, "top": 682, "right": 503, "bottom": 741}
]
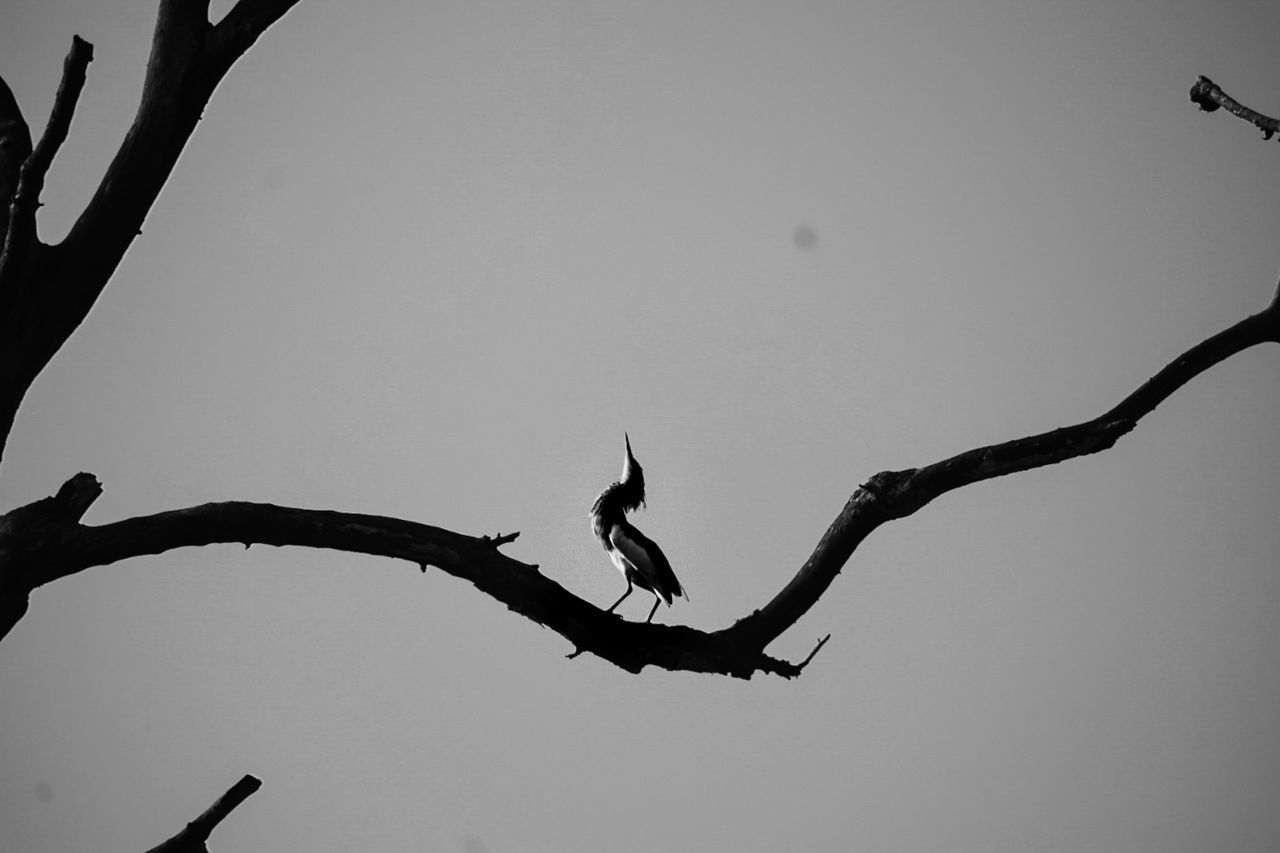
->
[{"left": 589, "top": 433, "right": 686, "bottom": 623}]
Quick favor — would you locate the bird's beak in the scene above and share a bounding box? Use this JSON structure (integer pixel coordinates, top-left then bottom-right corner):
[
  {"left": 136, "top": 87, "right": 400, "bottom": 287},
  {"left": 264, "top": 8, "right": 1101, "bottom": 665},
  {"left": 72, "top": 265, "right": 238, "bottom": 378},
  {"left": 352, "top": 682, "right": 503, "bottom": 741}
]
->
[{"left": 622, "top": 432, "right": 635, "bottom": 478}]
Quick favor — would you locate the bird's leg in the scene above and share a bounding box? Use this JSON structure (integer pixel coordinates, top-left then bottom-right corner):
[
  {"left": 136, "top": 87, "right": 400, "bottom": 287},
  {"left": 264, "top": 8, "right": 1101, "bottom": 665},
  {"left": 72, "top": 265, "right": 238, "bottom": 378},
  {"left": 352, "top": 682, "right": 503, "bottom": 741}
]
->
[
  {"left": 606, "top": 579, "right": 633, "bottom": 614},
  {"left": 645, "top": 592, "right": 661, "bottom": 624}
]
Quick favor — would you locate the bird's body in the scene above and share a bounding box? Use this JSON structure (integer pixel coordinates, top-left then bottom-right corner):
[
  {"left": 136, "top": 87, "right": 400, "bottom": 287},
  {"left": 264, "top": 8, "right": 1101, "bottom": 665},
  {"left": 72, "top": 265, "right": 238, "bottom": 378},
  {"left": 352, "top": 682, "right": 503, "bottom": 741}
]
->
[{"left": 590, "top": 435, "right": 685, "bottom": 622}]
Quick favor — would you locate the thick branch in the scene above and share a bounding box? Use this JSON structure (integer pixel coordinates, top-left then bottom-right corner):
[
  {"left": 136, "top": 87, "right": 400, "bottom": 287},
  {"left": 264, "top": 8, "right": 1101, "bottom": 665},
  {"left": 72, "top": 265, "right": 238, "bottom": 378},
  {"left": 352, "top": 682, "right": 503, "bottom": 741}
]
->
[
  {"left": 2, "top": 289, "right": 1277, "bottom": 674},
  {"left": 1190, "top": 76, "right": 1280, "bottom": 140},
  {"left": 0, "top": 1, "right": 300, "bottom": 467},
  {"left": 0, "top": 36, "right": 91, "bottom": 310},
  {"left": 0, "top": 474, "right": 812, "bottom": 677},
  {"left": 56, "top": 3, "right": 269, "bottom": 323},
  {"left": 144, "top": 774, "right": 261, "bottom": 853},
  {"left": 3, "top": 281, "right": 1275, "bottom": 676},
  {"left": 0, "top": 71, "right": 34, "bottom": 459},
  {"left": 61, "top": 0, "right": 302, "bottom": 287},
  {"left": 0, "top": 75, "right": 33, "bottom": 242},
  {"left": 0, "top": 472, "right": 102, "bottom": 633}
]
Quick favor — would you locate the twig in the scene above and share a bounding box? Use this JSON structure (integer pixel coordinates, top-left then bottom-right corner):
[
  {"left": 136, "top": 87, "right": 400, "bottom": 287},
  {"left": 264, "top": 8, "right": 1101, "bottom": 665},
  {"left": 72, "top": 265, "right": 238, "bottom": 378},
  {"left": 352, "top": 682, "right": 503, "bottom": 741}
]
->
[
  {"left": 0, "top": 36, "right": 92, "bottom": 262},
  {"left": 143, "top": 774, "right": 262, "bottom": 853},
  {"left": 1190, "top": 75, "right": 1280, "bottom": 140}
]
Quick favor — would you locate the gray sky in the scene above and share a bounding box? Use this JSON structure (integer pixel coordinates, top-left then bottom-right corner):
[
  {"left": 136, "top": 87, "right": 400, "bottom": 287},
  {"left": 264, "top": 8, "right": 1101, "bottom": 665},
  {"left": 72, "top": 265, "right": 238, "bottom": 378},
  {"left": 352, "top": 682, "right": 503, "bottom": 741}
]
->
[{"left": 2, "top": 1, "right": 1280, "bottom": 851}]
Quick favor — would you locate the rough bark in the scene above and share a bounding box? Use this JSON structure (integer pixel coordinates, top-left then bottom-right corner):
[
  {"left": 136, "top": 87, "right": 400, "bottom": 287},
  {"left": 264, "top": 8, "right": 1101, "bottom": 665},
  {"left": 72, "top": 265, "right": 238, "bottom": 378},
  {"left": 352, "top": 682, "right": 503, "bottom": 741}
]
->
[{"left": 1190, "top": 76, "right": 1280, "bottom": 139}]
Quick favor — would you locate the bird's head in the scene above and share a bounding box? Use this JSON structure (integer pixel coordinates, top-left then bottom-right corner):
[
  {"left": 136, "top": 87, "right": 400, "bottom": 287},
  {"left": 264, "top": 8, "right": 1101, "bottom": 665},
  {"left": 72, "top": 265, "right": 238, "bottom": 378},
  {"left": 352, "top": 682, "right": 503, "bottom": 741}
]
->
[{"left": 620, "top": 432, "right": 645, "bottom": 505}]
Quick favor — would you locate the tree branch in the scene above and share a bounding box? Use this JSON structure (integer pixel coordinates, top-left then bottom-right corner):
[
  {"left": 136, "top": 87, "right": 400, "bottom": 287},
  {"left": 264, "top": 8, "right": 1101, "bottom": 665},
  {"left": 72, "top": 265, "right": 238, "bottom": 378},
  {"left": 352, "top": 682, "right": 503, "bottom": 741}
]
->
[
  {"left": 0, "top": 74, "right": 34, "bottom": 455},
  {"left": 2, "top": 286, "right": 1275, "bottom": 676},
  {"left": 207, "top": 0, "right": 304, "bottom": 75},
  {"left": 0, "top": 472, "right": 817, "bottom": 677},
  {"left": 727, "top": 296, "right": 1279, "bottom": 649},
  {"left": 143, "top": 774, "right": 261, "bottom": 853},
  {"left": 0, "top": 74, "right": 33, "bottom": 244},
  {"left": 0, "top": 1, "right": 299, "bottom": 468},
  {"left": 0, "top": 35, "right": 91, "bottom": 320},
  {"left": 1190, "top": 75, "right": 1280, "bottom": 140},
  {"left": 1, "top": 24, "right": 1276, "bottom": 676},
  {"left": 0, "top": 35, "right": 92, "bottom": 268}
]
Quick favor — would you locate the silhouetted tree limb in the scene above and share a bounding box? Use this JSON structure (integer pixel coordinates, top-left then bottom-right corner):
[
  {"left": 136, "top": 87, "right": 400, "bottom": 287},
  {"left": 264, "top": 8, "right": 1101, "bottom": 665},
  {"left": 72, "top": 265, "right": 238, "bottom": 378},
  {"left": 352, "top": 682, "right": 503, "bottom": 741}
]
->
[
  {"left": 0, "top": 0, "right": 1275, "bottom": 684},
  {"left": 0, "top": 36, "right": 91, "bottom": 282},
  {"left": 0, "top": 0, "right": 302, "bottom": 468},
  {"left": 143, "top": 774, "right": 261, "bottom": 853},
  {"left": 727, "top": 289, "right": 1280, "bottom": 649},
  {"left": 2, "top": 282, "right": 1276, "bottom": 675},
  {"left": 1190, "top": 76, "right": 1280, "bottom": 140},
  {"left": 0, "top": 37, "right": 91, "bottom": 455},
  {"left": 0, "top": 472, "right": 816, "bottom": 678},
  {"left": 3, "top": 0, "right": 1273, "bottom": 846},
  {"left": 0, "top": 76, "right": 33, "bottom": 242}
]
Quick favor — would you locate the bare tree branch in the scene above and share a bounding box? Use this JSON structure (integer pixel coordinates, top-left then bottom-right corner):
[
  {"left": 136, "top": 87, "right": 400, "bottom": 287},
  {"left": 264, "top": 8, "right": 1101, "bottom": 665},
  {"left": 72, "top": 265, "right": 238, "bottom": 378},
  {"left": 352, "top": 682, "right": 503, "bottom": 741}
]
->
[
  {"left": 2, "top": 289, "right": 1275, "bottom": 676},
  {"left": 0, "top": 36, "right": 92, "bottom": 422},
  {"left": 727, "top": 298, "right": 1279, "bottom": 649},
  {"left": 0, "top": 73, "right": 34, "bottom": 454},
  {"left": 0, "top": 5, "right": 1276, "bottom": 679},
  {"left": 0, "top": 1, "right": 299, "bottom": 467},
  {"left": 208, "top": 0, "right": 304, "bottom": 74},
  {"left": 143, "top": 774, "right": 262, "bottom": 853},
  {"left": 1190, "top": 75, "right": 1280, "bottom": 140},
  {"left": 0, "top": 478, "right": 812, "bottom": 677},
  {"left": 0, "top": 35, "right": 92, "bottom": 280},
  {"left": 0, "top": 75, "right": 33, "bottom": 244}
]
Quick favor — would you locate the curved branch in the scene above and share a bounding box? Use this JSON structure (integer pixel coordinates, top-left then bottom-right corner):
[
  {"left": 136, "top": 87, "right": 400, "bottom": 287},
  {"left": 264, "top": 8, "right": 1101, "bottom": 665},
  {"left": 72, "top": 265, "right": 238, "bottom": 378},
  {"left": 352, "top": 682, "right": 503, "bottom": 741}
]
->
[
  {"left": 144, "top": 773, "right": 261, "bottom": 853},
  {"left": 727, "top": 296, "right": 1279, "bottom": 648},
  {"left": 2, "top": 287, "right": 1276, "bottom": 677},
  {"left": 1190, "top": 76, "right": 1280, "bottom": 140},
  {"left": 6, "top": 483, "right": 808, "bottom": 677}
]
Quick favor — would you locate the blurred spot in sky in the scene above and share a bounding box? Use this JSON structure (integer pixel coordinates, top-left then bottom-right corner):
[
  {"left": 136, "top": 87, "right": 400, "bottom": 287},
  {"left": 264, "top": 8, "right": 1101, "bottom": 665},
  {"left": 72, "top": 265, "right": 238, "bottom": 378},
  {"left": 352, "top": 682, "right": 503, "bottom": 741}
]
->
[
  {"left": 792, "top": 224, "right": 818, "bottom": 251},
  {"left": 33, "top": 781, "right": 53, "bottom": 802},
  {"left": 460, "top": 833, "right": 491, "bottom": 853}
]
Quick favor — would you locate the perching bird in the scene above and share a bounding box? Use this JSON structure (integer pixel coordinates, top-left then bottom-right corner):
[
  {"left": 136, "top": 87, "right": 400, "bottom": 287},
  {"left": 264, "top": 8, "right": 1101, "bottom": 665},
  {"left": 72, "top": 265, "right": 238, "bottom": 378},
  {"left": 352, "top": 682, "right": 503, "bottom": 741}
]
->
[{"left": 590, "top": 434, "right": 686, "bottom": 623}]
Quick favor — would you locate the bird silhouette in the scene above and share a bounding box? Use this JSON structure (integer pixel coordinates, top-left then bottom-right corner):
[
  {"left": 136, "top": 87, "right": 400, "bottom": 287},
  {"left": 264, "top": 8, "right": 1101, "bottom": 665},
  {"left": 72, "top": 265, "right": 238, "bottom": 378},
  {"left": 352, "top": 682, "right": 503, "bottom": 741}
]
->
[{"left": 589, "top": 434, "right": 686, "bottom": 623}]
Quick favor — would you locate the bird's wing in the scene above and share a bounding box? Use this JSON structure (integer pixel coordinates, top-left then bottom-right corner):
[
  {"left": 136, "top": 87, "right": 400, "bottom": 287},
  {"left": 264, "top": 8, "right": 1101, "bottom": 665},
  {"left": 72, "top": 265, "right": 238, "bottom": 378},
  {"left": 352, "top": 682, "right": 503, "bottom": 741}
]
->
[{"left": 609, "top": 523, "right": 683, "bottom": 605}]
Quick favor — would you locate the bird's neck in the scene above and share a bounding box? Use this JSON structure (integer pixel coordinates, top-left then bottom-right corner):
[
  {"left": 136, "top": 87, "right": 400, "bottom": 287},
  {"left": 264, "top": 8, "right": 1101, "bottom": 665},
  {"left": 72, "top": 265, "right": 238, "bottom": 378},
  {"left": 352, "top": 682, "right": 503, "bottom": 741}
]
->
[{"left": 592, "top": 477, "right": 644, "bottom": 521}]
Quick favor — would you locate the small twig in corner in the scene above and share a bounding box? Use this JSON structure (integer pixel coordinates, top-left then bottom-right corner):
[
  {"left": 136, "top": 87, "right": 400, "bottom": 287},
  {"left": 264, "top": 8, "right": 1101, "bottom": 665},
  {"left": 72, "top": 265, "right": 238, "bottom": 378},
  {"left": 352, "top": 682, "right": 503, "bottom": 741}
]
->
[{"left": 1190, "top": 75, "right": 1280, "bottom": 140}]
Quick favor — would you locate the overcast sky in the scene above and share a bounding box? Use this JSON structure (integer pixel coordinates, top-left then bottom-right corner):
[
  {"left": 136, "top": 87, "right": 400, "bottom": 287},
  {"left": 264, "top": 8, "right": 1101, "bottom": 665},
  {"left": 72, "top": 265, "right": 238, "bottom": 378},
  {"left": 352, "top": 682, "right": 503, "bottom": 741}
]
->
[{"left": 2, "top": 1, "right": 1280, "bottom": 851}]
